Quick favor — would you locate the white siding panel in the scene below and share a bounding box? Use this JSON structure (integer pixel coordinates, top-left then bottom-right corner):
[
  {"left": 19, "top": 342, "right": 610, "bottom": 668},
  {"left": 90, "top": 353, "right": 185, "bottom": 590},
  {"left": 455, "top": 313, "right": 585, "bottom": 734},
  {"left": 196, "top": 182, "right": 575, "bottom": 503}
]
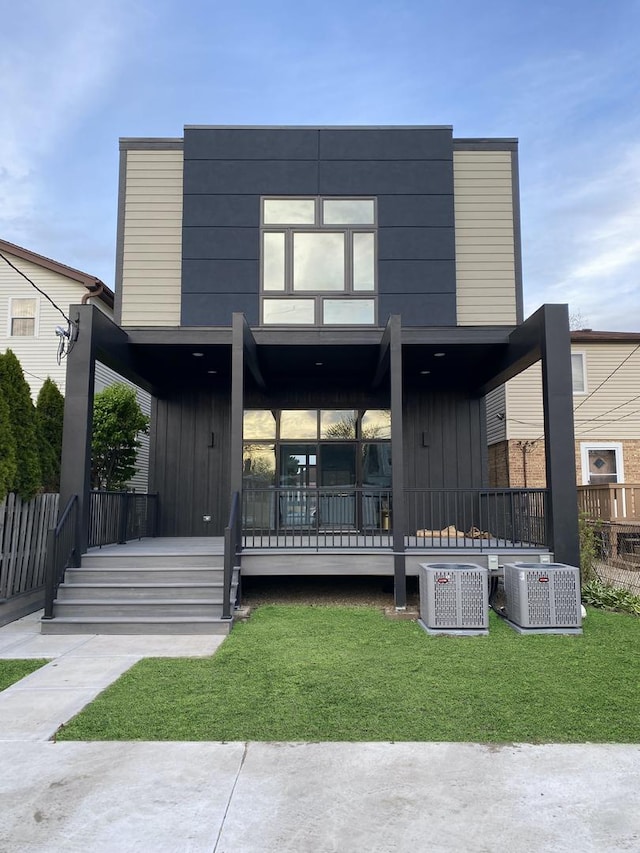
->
[
  {"left": 0, "top": 252, "right": 112, "bottom": 400},
  {"left": 486, "top": 386, "right": 506, "bottom": 444},
  {"left": 454, "top": 150, "right": 518, "bottom": 326},
  {"left": 94, "top": 362, "right": 151, "bottom": 492},
  {"left": 120, "top": 148, "right": 183, "bottom": 327},
  {"left": 504, "top": 343, "right": 640, "bottom": 443}
]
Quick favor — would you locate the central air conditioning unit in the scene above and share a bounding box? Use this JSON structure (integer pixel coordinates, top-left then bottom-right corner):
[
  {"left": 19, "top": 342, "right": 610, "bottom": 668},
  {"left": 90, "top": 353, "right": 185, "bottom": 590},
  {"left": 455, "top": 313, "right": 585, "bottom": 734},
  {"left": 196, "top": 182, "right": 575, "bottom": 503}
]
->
[
  {"left": 418, "top": 563, "right": 488, "bottom": 635},
  {"left": 503, "top": 562, "right": 582, "bottom": 633}
]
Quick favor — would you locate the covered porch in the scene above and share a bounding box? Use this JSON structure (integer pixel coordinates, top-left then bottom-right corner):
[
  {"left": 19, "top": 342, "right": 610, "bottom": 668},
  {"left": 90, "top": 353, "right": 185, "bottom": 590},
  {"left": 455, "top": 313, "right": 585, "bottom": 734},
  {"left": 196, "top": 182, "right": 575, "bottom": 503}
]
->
[{"left": 47, "top": 303, "right": 578, "bottom": 622}]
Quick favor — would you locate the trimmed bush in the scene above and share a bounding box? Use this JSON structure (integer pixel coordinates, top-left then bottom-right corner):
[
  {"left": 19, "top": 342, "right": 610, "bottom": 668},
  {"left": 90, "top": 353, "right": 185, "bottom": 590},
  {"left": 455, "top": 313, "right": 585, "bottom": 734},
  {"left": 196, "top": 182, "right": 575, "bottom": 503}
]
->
[
  {"left": 92, "top": 383, "right": 149, "bottom": 490},
  {"left": 35, "top": 377, "right": 65, "bottom": 492},
  {"left": 0, "top": 350, "right": 41, "bottom": 500}
]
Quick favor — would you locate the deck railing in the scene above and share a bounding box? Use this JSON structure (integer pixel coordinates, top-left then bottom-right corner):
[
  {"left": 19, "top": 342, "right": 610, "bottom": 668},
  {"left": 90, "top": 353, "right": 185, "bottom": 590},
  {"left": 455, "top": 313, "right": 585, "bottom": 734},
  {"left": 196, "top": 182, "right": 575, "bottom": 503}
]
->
[
  {"left": 88, "top": 491, "right": 158, "bottom": 548},
  {"left": 406, "top": 488, "right": 548, "bottom": 549},
  {"left": 240, "top": 487, "right": 547, "bottom": 550},
  {"left": 43, "top": 495, "right": 79, "bottom": 619},
  {"left": 242, "top": 486, "right": 394, "bottom": 549},
  {"left": 578, "top": 484, "right": 640, "bottom": 522}
]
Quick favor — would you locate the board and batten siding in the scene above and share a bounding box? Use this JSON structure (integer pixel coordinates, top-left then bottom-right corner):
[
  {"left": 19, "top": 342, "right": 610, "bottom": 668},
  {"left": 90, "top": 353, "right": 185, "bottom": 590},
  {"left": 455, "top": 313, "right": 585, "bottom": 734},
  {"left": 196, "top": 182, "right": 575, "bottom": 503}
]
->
[
  {"left": 502, "top": 343, "right": 640, "bottom": 442},
  {"left": 453, "top": 150, "right": 518, "bottom": 325},
  {"left": 119, "top": 148, "right": 183, "bottom": 327}
]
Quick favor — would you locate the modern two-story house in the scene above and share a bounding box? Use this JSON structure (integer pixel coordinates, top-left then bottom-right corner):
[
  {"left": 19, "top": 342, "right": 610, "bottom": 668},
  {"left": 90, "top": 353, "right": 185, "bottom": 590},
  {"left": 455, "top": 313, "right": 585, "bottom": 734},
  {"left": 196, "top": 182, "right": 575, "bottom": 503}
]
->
[{"left": 49, "top": 125, "right": 580, "bottom": 629}]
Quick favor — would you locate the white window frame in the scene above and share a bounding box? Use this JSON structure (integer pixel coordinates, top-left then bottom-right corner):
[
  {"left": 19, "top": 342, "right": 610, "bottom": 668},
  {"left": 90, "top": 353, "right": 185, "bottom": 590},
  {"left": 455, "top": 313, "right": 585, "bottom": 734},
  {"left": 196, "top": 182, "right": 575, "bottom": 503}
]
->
[
  {"left": 580, "top": 442, "right": 624, "bottom": 486},
  {"left": 571, "top": 351, "right": 587, "bottom": 395},
  {"left": 8, "top": 296, "right": 39, "bottom": 338}
]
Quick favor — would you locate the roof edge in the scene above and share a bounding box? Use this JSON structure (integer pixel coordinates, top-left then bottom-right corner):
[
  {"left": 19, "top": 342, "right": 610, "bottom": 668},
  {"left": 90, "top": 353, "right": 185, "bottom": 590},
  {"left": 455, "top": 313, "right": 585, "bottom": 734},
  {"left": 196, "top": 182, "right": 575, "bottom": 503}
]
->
[{"left": 0, "top": 238, "right": 114, "bottom": 310}]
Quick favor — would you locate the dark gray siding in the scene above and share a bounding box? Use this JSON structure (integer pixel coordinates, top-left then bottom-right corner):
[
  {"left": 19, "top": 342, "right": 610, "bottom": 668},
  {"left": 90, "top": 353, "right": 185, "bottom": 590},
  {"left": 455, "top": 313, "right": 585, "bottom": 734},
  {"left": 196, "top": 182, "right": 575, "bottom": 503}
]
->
[
  {"left": 181, "top": 127, "right": 456, "bottom": 327},
  {"left": 150, "top": 389, "right": 231, "bottom": 536}
]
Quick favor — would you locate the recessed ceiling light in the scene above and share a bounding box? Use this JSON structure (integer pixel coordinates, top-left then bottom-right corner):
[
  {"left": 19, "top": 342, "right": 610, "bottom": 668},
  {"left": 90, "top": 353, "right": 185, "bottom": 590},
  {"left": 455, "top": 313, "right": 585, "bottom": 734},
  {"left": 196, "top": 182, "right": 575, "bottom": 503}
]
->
[
  {"left": 434, "top": 352, "right": 445, "bottom": 357},
  {"left": 420, "top": 370, "right": 431, "bottom": 375},
  {"left": 315, "top": 362, "right": 323, "bottom": 366},
  {"left": 207, "top": 370, "right": 217, "bottom": 374},
  {"left": 192, "top": 352, "right": 204, "bottom": 357}
]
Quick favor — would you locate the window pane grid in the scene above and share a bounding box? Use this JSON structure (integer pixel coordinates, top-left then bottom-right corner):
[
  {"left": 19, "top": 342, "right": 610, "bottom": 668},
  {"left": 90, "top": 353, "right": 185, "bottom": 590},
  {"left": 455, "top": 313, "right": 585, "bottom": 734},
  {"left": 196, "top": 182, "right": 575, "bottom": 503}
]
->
[{"left": 261, "top": 197, "right": 376, "bottom": 326}]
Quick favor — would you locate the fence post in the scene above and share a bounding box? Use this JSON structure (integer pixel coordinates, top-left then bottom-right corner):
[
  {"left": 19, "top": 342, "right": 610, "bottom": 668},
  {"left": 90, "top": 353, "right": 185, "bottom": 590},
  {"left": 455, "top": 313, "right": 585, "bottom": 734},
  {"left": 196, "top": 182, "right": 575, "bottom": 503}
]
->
[
  {"left": 118, "top": 492, "right": 129, "bottom": 544},
  {"left": 42, "top": 528, "right": 57, "bottom": 619}
]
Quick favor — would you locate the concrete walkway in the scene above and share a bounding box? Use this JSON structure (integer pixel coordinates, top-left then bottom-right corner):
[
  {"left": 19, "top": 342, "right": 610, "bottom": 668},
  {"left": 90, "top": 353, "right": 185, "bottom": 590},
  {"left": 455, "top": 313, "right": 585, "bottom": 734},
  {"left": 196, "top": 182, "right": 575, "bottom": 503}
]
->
[{"left": 1, "top": 613, "right": 639, "bottom": 852}]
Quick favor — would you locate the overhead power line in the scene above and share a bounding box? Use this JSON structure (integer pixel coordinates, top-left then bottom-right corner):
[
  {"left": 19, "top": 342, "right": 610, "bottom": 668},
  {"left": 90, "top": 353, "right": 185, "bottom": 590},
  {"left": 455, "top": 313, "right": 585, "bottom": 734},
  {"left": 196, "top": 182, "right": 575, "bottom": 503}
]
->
[{"left": 0, "top": 250, "right": 71, "bottom": 325}]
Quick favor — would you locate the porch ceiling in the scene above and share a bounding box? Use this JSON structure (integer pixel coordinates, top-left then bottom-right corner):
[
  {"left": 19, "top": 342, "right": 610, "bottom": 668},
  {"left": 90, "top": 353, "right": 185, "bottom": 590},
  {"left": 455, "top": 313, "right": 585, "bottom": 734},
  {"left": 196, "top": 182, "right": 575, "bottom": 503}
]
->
[{"left": 125, "top": 327, "right": 512, "bottom": 394}]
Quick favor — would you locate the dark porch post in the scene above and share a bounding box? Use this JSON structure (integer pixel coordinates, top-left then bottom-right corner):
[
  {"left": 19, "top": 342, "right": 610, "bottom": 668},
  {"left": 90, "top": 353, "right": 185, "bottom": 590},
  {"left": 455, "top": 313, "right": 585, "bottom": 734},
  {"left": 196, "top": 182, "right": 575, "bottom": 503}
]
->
[
  {"left": 59, "top": 305, "right": 96, "bottom": 560},
  {"left": 230, "top": 313, "right": 245, "bottom": 502},
  {"left": 540, "top": 305, "right": 580, "bottom": 567},
  {"left": 389, "top": 315, "right": 407, "bottom": 608}
]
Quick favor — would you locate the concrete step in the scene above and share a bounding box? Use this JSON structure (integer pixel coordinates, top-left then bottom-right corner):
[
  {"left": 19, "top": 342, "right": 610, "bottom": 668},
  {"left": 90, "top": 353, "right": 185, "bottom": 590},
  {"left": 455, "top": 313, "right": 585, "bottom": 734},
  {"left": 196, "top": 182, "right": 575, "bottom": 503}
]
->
[
  {"left": 66, "top": 567, "right": 224, "bottom": 584},
  {"left": 52, "top": 600, "right": 225, "bottom": 618},
  {"left": 56, "top": 583, "right": 225, "bottom": 602},
  {"left": 80, "top": 553, "right": 223, "bottom": 569},
  {"left": 41, "top": 616, "right": 233, "bottom": 635}
]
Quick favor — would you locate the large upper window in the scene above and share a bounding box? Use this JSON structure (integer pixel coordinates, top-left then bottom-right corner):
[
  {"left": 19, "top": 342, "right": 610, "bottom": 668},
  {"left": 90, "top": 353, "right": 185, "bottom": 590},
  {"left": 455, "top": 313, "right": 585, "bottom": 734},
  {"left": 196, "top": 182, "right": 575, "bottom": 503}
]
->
[{"left": 261, "top": 197, "right": 376, "bottom": 326}]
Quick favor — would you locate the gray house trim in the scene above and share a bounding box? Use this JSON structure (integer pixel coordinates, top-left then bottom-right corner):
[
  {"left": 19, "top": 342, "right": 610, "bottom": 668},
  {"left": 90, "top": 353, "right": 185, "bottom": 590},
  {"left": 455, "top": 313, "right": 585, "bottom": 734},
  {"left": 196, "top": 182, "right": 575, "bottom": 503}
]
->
[
  {"left": 119, "top": 139, "right": 184, "bottom": 150},
  {"left": 114, "top": 148, "right": 127, "bottom": 325},
  {"left": 453, "top": 139, "right": 518, "bottom": 150},
  {"left": 389, "top": 315, "right": 406, "bottom": 607},
  {"left": 185, "top": 125, "right": 454, "bottom": 131},
  {"left": 511, "top": 147, "right": 524, "bottom": 324}
]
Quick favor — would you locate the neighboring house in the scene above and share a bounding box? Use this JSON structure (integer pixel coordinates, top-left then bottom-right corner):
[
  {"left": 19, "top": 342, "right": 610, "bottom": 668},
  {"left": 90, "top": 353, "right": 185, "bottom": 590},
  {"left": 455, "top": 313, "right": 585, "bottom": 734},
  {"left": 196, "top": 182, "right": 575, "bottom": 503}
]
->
[
  {"left": 57, "top": 125, "right": 581, "bottom": 606},
  {"left": 0, "top": 238, "right": 150, "bottom": 491},
  {"left": 487, "top": 330, "right": 640, "bottom": 488}
]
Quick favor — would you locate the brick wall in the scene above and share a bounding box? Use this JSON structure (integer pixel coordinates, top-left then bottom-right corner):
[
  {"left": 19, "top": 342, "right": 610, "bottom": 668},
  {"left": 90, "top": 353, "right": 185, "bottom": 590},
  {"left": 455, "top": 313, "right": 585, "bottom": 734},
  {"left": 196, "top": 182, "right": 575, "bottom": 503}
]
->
[{"left": 489, "top": 439, "right": 640, "bottom": 487}]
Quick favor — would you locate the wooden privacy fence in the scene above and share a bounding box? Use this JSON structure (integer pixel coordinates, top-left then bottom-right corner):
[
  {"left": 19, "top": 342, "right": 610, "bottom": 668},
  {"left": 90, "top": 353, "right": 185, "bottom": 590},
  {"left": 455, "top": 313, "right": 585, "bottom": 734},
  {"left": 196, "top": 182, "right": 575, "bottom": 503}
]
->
[{"left": 0, "top": 493, "right": 59, "bottom": 600}]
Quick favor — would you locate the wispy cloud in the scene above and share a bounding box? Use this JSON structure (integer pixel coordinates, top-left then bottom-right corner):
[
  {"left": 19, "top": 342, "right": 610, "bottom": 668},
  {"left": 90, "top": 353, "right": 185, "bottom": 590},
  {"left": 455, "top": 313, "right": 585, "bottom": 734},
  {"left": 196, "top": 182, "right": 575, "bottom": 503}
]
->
[{"left": 0, "top": 0, "right": 139, "bottom": 246}]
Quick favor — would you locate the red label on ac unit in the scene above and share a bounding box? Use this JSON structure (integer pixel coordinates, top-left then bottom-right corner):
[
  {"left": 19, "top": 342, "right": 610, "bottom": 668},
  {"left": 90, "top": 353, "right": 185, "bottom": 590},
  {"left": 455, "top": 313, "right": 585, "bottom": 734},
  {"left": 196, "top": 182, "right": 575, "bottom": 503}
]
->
[
  {"left": 538, "top": 577, "right": 549, "bottom": 583},
  {"left": 436, "top": 577, "right": 450, "bottom": 584}
]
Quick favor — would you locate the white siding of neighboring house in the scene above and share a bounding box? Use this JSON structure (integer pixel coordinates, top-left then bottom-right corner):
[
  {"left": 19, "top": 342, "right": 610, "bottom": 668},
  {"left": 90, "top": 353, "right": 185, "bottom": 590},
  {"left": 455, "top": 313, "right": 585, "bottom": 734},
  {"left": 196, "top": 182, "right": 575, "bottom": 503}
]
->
[
  {"left": 0, "top": 250, "right": 109, "bottom": 400},
  {"left": 119, "top": 148, "right": 183, "bottom": 327},
  {"left": 454, "top": 150, "right": 518, "bottom": 326},
  {"left": 501, "top": 342, "right": 640, "bottom": 442},
  {"left": 94, "top": 362, "right": 151, "bottom": 493},
  {"left": 0, "top": 250, "right": 150, "bottom": 491}
]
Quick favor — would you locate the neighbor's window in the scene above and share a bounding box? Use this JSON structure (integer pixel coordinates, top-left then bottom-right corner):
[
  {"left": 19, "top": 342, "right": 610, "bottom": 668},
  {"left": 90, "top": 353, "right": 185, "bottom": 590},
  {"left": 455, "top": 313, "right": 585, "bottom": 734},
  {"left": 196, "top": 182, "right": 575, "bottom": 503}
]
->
[
  {"left": 571, "top": 352, "right": 586, "bottom": 393},
  {"left": 261, "top": 197, "right": 376, "bottom": 326},
  {"left": 10, "top": 298, "right": 37, "bottom": 336},
  {"left": 580, "top": 443, "right": 624, "bottom": 485}
]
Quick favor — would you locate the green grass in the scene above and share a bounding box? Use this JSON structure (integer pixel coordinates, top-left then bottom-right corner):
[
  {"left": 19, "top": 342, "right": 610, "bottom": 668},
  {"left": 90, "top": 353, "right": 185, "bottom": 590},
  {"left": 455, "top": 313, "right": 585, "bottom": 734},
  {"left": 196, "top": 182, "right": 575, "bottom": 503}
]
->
[
  {"left": 0, "top": 659, "right": 48, "bottom": 692},
  {"left": 57, "top": 607, "right": 640, "bottom": 743}
]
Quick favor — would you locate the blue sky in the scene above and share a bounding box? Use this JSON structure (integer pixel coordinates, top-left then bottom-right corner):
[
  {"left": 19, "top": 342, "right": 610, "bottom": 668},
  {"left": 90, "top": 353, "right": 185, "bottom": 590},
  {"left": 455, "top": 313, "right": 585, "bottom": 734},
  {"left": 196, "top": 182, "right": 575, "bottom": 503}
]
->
[{"left": 1, "top": 0, "right": 639, "bottom": 330}]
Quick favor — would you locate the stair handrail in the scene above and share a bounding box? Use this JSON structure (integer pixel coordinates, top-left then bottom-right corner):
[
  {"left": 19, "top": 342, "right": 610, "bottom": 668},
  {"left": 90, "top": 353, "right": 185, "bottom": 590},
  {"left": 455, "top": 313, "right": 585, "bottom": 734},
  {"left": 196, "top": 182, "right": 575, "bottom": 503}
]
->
[
  {"left": 223, "top": 491, "right": 241, "bottom": 621},
  {"left": 43, "top": 494, "right": 79, "bottom": 619}
]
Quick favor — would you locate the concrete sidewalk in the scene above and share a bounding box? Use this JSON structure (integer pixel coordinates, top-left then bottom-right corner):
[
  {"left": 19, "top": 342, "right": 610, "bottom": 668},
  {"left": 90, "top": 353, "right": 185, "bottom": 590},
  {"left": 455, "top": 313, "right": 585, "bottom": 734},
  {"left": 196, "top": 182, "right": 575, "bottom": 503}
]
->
[
  {"left": 0, "top": 610, "right": 225, "bottom": 741},
  {"left": 1, "top": 613, "right": 639, "bottom": 852}
]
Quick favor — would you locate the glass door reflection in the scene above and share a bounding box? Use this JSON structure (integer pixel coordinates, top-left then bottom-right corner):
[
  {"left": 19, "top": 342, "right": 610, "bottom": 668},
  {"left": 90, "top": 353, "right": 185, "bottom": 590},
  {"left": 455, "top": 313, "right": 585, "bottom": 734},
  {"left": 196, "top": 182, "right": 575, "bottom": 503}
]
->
[
  {"left": 319, "top": 444, "right": 356, "bottom": 529},
  {"left": 279, "top": 444, "right": 317, "bottom": 528}
]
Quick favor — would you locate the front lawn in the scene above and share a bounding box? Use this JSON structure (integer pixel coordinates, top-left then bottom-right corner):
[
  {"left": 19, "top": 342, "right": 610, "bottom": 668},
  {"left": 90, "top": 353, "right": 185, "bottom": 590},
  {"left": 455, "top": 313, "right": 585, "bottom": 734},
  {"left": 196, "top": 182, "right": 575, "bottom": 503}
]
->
[
  {"left": 57, "top": 607, "right": 640, "bottom": 743},
  {"left": 0, "top": 659, "right": 48, "bottom": 692}
]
